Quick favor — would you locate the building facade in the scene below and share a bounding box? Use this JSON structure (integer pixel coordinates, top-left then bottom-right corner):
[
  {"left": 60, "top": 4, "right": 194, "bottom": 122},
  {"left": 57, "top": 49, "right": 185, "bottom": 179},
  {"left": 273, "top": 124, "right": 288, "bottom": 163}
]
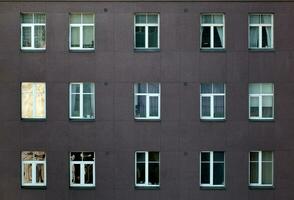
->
[{"left": 0, "top": 0, "right": 294, "bottom": 199}]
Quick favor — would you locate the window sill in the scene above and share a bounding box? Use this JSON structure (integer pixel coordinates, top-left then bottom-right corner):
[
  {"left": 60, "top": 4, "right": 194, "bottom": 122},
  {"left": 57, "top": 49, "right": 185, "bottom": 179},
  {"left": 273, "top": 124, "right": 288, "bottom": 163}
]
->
[
  {"left": 21, "top": 118, "right": 47, "bottom": 122},
  {"left": 134, "top": 118, "right": 161, "bottom": 122},
  {"left": 69, "top": 118, "right": 96, "bottom": 122},
  {"left": 134, "top": 48, "right": 160, "bottom": 53},
  {"left": 135, "top": 186, "right": 160, "bottom": 190},
  {"left": 20, "top": 49, "right": 46, "bottom": 53},
  {"left": 200, "top": 48, "right": 226, "bottom": 52},
  {"left": 69, "top": 186, "right": 96, "bottom": 190},
  {"left": 248, "top": 48, "right": 275, "bottom": 52},
  {"left": 249, "top": 185, "right": 274, "bottom": 190},
  {"left": 200, "top": 118, "right": 226, "bottom": 122},
  {"left": 21, "top": 185, "right": 47, "bottom": 190},
  {"left": 200, "top": 186, "right": 225, "bottom": 190},
  {"left": 69, "top": 49, "right": 95, "bottom": 53},
  {"left": 249, "top": 119, "right": 274, "bottom": 122}
]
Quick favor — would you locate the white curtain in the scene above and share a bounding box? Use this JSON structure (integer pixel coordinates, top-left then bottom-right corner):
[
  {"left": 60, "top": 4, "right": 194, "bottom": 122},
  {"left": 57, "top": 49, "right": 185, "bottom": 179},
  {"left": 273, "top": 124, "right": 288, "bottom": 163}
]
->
[
  {"left": 216, "top": 27, "right": 223, "bottom": 47},
  {"left": 265, "top": 27, "right": 272, "bottom": 48},
  {"left": 250, "top": 27, "right": 259, "bottom": 48}
]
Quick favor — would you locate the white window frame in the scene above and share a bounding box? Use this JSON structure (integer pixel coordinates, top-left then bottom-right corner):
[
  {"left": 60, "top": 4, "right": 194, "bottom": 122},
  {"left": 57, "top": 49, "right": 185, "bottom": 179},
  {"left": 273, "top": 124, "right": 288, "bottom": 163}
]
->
[
  {"left": 21, "top": 152, "right": 46, "bottom": 187},
  {"left": 200, "top": 13, "right": 225, "bottom": 49},
  {"left": 135, "top": 151, "right": 160, "bottom": 187},
  {"left": 248, "top": 83, "right": 274, "bottom": 120},
  {"left": 21, "top": 82, "right": 46, "bottom": 119},
  {"left": 248, "top": 14, "right": 274, "bottom": 49},
  {"left": 21, "top": 13, "right": 46, "bottom": 50},
  {"left": 134, "top": 83, "right": 161, "bottom": 120},
  {"left": 200, "top": 83, "right": 226, "bottom": 120},
  {"left": 70, "top": 152, "right": 95, "bottom": 187},
  {"left": 249, "top": 151, "right": 274, "bottom": 187},
  {"left": 200, "top": 151, "right": 225, "bottom": 187},
  {"left": 69, "top": 13, "right": 95, "bottom": 50},
  {"left": 134, "top": 13, "right": 160, "bottom": 49},
  {"left": 69, "top": 82, "right": 95, "bottom": 120}
]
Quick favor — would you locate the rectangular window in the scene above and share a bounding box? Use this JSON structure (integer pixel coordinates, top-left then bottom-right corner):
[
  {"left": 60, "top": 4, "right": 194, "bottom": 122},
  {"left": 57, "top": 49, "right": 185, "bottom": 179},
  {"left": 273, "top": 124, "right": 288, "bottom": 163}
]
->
[
  {"left": 69, "top": 13, "right": 95, "bottom": 50},
  {"left": 69, "top": 83, "right": 95, "bottom": 120},
  {"left": 200, "top": 151, "right": 225, "bottom": 187},
  {"left": 21, "top": 13, "right": 46, "bottom": 50},
  {"left": 249, "top": 151, "right": 273, "bottom": 186},
  {"left": 70, "top": 152, "right": 95, "bottom": 187},
  {"left": 200, "top": 83, "right": 225, "bottom": 120},
  {"left": 134, "top": 83, "right": 160, "bottom": 120},
  {"left": 249, "top": 14, "right": 273, "bottom": 49},
  {"left": 200, "top": 14, "right": 225, "bottom": 49},
  {"left": 135, "top": 151, "right": 160, "bottom": 187},
  {"left": 134, "top": 13, "right": 159, "bottom": 49},
  {"left": 21, "top": 82, "right": 46, "bottom": 119},
  {"left": 21, "top": 151, "right": 46, "bottom": 187},
  {"left": 249, "top": 83, "right": 274, "bottom": 120}
]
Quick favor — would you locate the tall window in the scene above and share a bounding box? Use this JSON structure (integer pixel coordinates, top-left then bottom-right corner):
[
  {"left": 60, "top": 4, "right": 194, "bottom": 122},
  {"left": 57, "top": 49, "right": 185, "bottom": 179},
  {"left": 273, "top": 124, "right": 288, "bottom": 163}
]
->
[
  {"left": 69, "top": 13, "right": 95, "bottom": 50},
  {"left": 70, "top": 152, "right": 95, "bottom": 187},
  {"left": 21, "top": 13, "right": 46, "bottom": 50},
  {"left": 21, "top": 151, "right": 46, "bottom": 187},
  {"left": 200, "top": 83, "right": 225, "bottom": 120},
  {"left": 134, "top": 13, "right": 159, "bottom": 49},
  {"left": 69, "top": 83, "right": 95, "bottom": 119},
  {"left": 134, "top": 83, "right": 160, "bottom": 120},
  {"left": 249, "top": 14, "right": 273, "bottom": 49},
  {"left": 135, "top": 151, "right": 160, "bottom": 187},
  {"left": 249, "top": 83, "right": 274, "bottom": 120},
  {"left": 200, "top": 14, "right": 225, "bottom": 49},
  {"left": 21, "top": 82, "right": 46, "bottom": 119},
  {"left": 249, "top": 151, "right": 273, "bottom": 186},
  {"left": 200, "top": 151, "right": 225, "bottom": 187}
]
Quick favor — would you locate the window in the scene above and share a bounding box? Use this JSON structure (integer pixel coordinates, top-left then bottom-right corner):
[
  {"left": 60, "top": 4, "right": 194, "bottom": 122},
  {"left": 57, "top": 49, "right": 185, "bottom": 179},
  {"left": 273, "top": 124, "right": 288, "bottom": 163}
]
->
[
  {"left": 249, "top": 151, "right": 273, "bottom": 186},
  {"left": 200, "top": 83, "right": 225, "bottom": 120},
  {"left": 200, "top": 14, "right": 225, "bottom": 49},
  {"left": 134, "top": 13, "right": 159, "bottom": 49},
  {"left": 69, "top": 13, "right": 95, "bottom": 50},
  {"left": 69, "top": 83, "right": 95, "bottom": 119},
  {"left": 249, "top": 83, "right": 274, "bottom": 120},
  {"left": 70, "top": 152, "right": 95, "bottom": 187},
  {"left": 21, "top": 151, "right": 46, "bottom": 187},
  {"left": 134, "top": 83, "right": 160, "bottom": 120},
  {"left": 249, "top": 14, "right": 273, "bottom": 49},
  {"left": 200, "top": 151, "right": 225, "bottom": 187},
  {"left": 21, "top": 82, "right": 46, "bottom": 119},
  {"left": 21, "top": 13, "right": 46, "bottom": 50},
  {"left": 135, "top": 151, "right": 160, "bottom": 187}
]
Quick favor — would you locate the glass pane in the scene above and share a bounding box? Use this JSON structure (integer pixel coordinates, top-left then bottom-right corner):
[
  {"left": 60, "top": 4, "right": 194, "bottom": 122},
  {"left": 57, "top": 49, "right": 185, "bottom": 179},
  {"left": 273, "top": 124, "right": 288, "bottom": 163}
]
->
[
  {"left": 213, "top": 84, "right": 224, "bottom": 93},
  {"left": 72, "top": 164, "right": 81, "bottom": 184},
  {"left": 70, "top": 14, "right": 81, "bottom": 24},
  {"left": 262, "top": 96, "right": 273, "bottom": 118},
  {"left": 35, "top": 88, "right": 45, "bottom": 118},
  {"left": 201, "top": 163, "right": 210, "bottom": 184},
  {"left": 201, "top": 15, "right": 212, "bottom": 24},
  {"left": 213, "top": 152, "right": 224, "bottom": 162},
  {"left": 83, "top": 94, "right": 94, "bottom": 118},
  {"left": 262, "top": 151, "right": 273, "bottom": 161},
  {"left": 250, "top": 96, "right": 259, "bottom": 117},
  {"left": 83, "top": 26, "right": 94, "bottom": 48},
  {"left": 149, "top": 96, "right": 159, "bottom": 117},
  {"left": 249, "top": 15, "right": 260, "bottom": 24},
  {"left": 83, "top": 152, "right": 95, "bottom": 161},
  {"left": 83, "top": 83, "right": 94, "bottom": 93},
  {"left": 71, "top": 27, "right": 80, "bottom": 47},
  {"left": 135, "top": 14, "right": 146, "bottom": 24},
  {"left": 135, "top": 26, "right": 145, "bottom": 48},
  {"left": 262, "top": 162, "right": 273, "bottom": 184},
  {"left": 137, "top": 152, "right": 145, "bottom": 162},
  {"left": 36, "top": 164, "right": 45, "bottom": 183},
  {"left": 250, "top": 152, "right": 259, "bottom": 161},
  {"left": 213, "top": 163, "right": 224, "bottom": 185},
  {"left": 84, "top": 164, "right": 93, "bottom": 184},
  {"left": 201, "top": 26, "right": 211, "bottom": 48},
  {"left": 71, "top": 94, "right": 80, "bottom": 117},
  {"left": 148, "top": 163, "right": 159, "bottom": 185},
  {"left": 262, "top": 83, "right": 273, "bottom": 94},
  {"left": 34, "top": 14, "right": 46, "bottom": 23},
  {"left": 149, "top": 152, "right": 159, "bottom": 162},
  {"left": 148, "top": 83, "right": 159, "bottom": 93},
  {"left": 201, "top": 83, "right": 212, "bottom": 93},
  {"left": 83, "top": 14, "right": 94, "bottom": 24},
  {"left": 213, "top": 15, "right": 223, "bottom": 24},
  {"left": 22, "top": 14, "right": 33, "bottom": 23},
  {"left": 201, "top": 152, "right": 210, "bottom": 162},
  {"left": 71, "top": 152, "right": 82, "bottom": 161},
  {"left": 22, "top": 151, "right": 34, "bottom": 161},
  {"left": 147, "top": 15, "right": 158, "bottom": 24},
  {"left": 22, "top": 83, "right": 33, "bottom": 93},
  {"left": 262, "top": 26, "right": 270, "bottom": 48},
  {"left": 135, "top": 95, "right": 146, "bottom": 118},
  {"left": 22, "top": 27, "right": 32, "bottom": 47},
  {"left": 23, "top": 163, "right": 32, "bottom": 184},
  {"left": 250, "top": 162, "right": 259, "bottom": 183},
  {"left": 71, "top": 84, "right": 80, "bottom": 93},
  {"left": 135, "top": 83, "right": 147, "bottom": 93},
  {"left": 214, "top": 96, "right": 224, "bottom": 118},
  {"left": 249, "top": 84, "right": 260, "bottom": 94},
  {"left": 22, "top": 91, "right": 33, "bottom": 118},
  {"left": 35, "top": 151, "right": 46, "bottom": 161},
  {"left": 148, "top": 26, "right": 158, "bottom": 48},
  {"left": 261, "top": 14, "right": 272, "bottom": 24},
  {"left": 249, "top": 27, "right": 259, "bottom": 48},
  {"left": 214, "top": 26, "right": 223, "bottom": 48},
  {"left": 201, "top": 96, "right": 211, "bottom": 117},
  {"left": 136, "top": 163, "right": 145, "bottom": 184}
]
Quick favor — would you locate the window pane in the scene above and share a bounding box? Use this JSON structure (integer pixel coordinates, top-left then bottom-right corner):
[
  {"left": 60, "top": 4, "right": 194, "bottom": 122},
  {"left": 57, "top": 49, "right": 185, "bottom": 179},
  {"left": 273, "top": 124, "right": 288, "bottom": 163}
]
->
[
  {"left": 262, "top": 96, "right": 273, "bottom": 118},
  {"left": 71, "top": 94, "right": 80, "bottom": 117},
  {"left": 148, "top": 83, "right": 159, "bottom": 93},
  {"left": 262, "top": 162, "right": 273, "bottom": 184},
  {"left": 84, "top": 164, "right": 93, "bottom": 184},
  {"left": 36, "top": 164, "right": 45, "bottom": 183},
  {"left": 201, "top": 15, "right": 212, "bottom": 24},
  {"left": 135, "top": 95, "right": 146, "bottom": 118},
  {"left": 249, "top": 15, "right": 260, "bottom": 24},
  {"left": 214, "top": 26, "right": 223, "bottom": 48},
  {"left": 34, "top": 26, "right": 46, "bottom": 48},
  {"left": 261, "top": 83, "right": 273, "bottom": 94},
  {"left": 22, "top": 90, "right": 33, "bottom": 118},
  {"left": 213, "top": 152, "right": 224, "bottom": 162},
  {"left": 201, "top": 83, "right": 212, "bottom": 93},
  {"left": 148, "top": 26, "right": 158, "bottom": 48},
  {"left": 213, "top": 84, "right": 224, "bottom": 93},
  {"left": 135, "top": 83, "right": 147, "bottom": 93},
  {"left": 83, "top": 94, "right": 94, "bottom": 118},
  {"left": 137, "top": 163, "right": 145, "bottom": 184},
  {"left": 213, "top": 15, "right": 223, "bottom": 24},
  {"left": 262, "top": 151, "right": 273, "bottom": 162},
  {"left": 250, "top": 27, "right": 259, "bottom": 48},
  {"left": 23, "top": 163, "right": 32, "bottom": 184},
  {"left": 261, "top": 15, "right": 272, "bottom": 24},
  {"left": 201, "top": 163, "right": 210, "bottom": 184},
  {"left": 201, "top": 152, "right": 210, "bottom": 162},
  {"left": 214, "top": 96, "right": 224, "bottom": 118},
  {"left": 83, "top": 14, "right": 94, "bottom": 24},
  {"left": 22, "top": 14, "right": 33, "bottom": 23},
  {"left": 149, "top": 152, "right": 159, "bottom": 162},
  {"left": 202, "top": 96, "right": 211, "bottom": 117},
  {"left": 72, "top": 164, "right": 81, "bottom": 184},
  {"left": 71, "top": 152, "right": 82, "bottom": 161},
  {"left": 71, "top": 27, "right": 80, "bottom": 47},
  {"left": 35, "top": 84, "right": 45, "bottom": 118},
  {"left": 83, "top": 83, "right": 94, "bottom": 93},
  {"left": 135, "top": 15, "right": 146, "bottom": 24},
  {"left": 213, "top": 163, "right": 224, "bottom": 185},
  {"left": 83, "top": 26, "right": 94, "bottom": 48},
  {"left": 249, "top": 84, "right": 260, "bottom": 94},
  {"left": 135, "top": 26, "right": 145, "bottom": 48},
  {"left": 250, "top": 152, "right": 259, "bottom": 161},
  {"left": 149, "top": 96, "right": 159, "bottom": 117},
  {"left": 148, "top": 163, "right": 159, "bottom": 185},
  {"left": 35, "top": 151, "right": 46, "bottom": 161},
  {"left": 250, "top": 96, "right": 259, "bottom": 117},
  {"left": 136, "top": 153, "right": 145, "bottom": 162},
  {"left": 70, "top": 14, "right": 81, "bottom": 24},
  {"left": 147, "top": 15, "right": 158, "bottom": 24},
  {"left": 201, "top": 26, "right": 210, "bottom": 48},
  {"left": 71, "top": 84, "right": 80, "bottom": 93},
  {"left": 83, "top": 152, "right": 95, "bottom": 161},
  {"left": 250, "top": 162, "right": 259, "bottom": 183},
  {"left": 262, "top": 26, "right": 271, "bottom": 48},
  {"left": 34, "top": 14, "right": 46, "bottom": 23},
  {"left": 22, "top": 151, "right": 34, "bottom": 161},
  {"left": 22, "top": 27, "right": 32, "bottom": 47}
]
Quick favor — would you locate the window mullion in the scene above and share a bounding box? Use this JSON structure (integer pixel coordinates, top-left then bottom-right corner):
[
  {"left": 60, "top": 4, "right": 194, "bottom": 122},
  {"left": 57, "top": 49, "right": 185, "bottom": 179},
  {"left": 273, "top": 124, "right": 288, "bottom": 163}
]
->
[
  {"left": 210, "top": 152, "right": 213, "bottom": 185},
  {"left": 146, "top": 94, "right": 150, "bottom": 118},
  {"left": 211, "top": 95, "right": 214, "bottom": 118},
  {"left": 81, "top": 163, "right": 85, "bottom": 185},
  {"left": 259, "top": 25, "right": 262, "bottom": 48},
  {"left": 211, "top": 26, "right": 214, "bottom": 48},
  {"left": 32, "top": 84, "right": 36, "bottom": 117},
  {"left": 145, "top": 152, "right": 149, "bottom": 185},
  {"left": 80, "top": 84, "right": 83, "bottom": 118},
  {"left": 145, "top": 25, "right": 148, "bottom": 48},
  {"left": 258, "top": 151, "right": 262, "bottom": 184},
  {"left": 32, "top": 162, "right": 36, "bottom": 184},
  {"left": 259, "top": 95, "right": 262, "bottom": 118},
  {"left": 80, "top": 26, "right": 83, "bottom": 48}
]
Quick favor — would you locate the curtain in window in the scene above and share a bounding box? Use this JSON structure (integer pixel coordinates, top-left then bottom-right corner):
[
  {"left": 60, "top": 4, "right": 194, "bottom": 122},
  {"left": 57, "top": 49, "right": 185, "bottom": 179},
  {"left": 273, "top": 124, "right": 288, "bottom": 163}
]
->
[
  {"left": 262, "top": 96, "right": 273, "bottom": 118},
  {"left": 202, "top": 97, "right": 211, "bottom": 117},
  {"left": 135, "top": 27, "right": 145, "bottom": 48},
  {"left": 265, "top": 27, "right": 272, "bottom": 48},
  {"left": 148, "top": 26, "right": 158, "bottom": 48},
  {"left": 34, "top": 26, "right": 46, "bottom": 48},
  {"left": 83, "top": 93, "right": 94, "bottom": 118},
  {"left": 201, "top": 27, "right": 210, "bottom": 47},
  {"left": 135, "top": 96, "right": 146, "bottom": 117},
  {"left": 250, "top": 97, "right": 259, "bottom": 117},
  {"left": 149, "top": 96, "right": 158, "bottom": 117},
  {"left": 71, "top": 93, "right": 80, "bottom": 117},
  {"left": 250, "top": 27, "right": 259, "bottom": 48},
  {"left": 23, "top": 164, "right": 32, "bottom": 183},
  {"left": 84, "top": 164, "right": 93, "bottom": 184},
  {"left": 22, "top": 27, "right": 31, "bottom": 47},
  {"left": 214, "top": 27, "right": 223, "bottom": 48},
  {"left": 36, "top": 164, "right": 44, "bottom": 183},
  {"left": 83, "top": 26, "right": 94, "bottom": 48},
  {"left": 71, "top": 27, "right": 80, "bottom": 47},
  {"left": 214, "top": 96, "right": 224, "bottom": 118}
]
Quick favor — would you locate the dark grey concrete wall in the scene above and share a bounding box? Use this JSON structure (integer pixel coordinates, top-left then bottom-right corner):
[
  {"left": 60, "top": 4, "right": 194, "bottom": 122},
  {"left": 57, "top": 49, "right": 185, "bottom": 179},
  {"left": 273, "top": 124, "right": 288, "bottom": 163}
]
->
[{"left": 0, "top": 1, "right": 294, "bottom": 200}]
